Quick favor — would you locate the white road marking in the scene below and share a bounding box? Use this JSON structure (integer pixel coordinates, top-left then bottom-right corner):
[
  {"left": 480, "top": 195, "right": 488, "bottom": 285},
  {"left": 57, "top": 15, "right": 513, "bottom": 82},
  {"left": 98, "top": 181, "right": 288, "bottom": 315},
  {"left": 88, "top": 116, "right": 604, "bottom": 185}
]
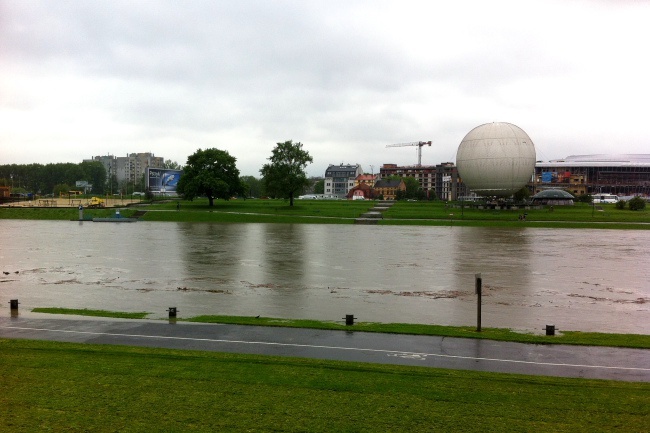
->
[{"left": 2, "top": 325, "right": 649, "bottom": 373}]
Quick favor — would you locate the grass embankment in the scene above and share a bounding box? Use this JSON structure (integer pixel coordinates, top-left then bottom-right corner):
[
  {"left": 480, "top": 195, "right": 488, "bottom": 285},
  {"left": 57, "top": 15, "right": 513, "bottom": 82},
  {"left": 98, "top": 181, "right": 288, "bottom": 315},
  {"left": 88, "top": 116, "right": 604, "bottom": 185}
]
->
[
  {"left": 0, "top": 207, "right": 140, "bottom": 220},
  {"left": 379, "top": 200, "right": 650, "bottom": 228},
  {"left": 1, "top": 339, "right": 647, "bottom": 432},
  {"left": 29, "top": 309, "right": 650, "bottom": 349},
  {"left": 2, "top": 198, "right": 648, "bottom": 228},
  {"left": 31, "top": 308, "right": 149, "bottom": 320},
  {"left": 187, "top": 315, "right": 650, "bottom": 349}
]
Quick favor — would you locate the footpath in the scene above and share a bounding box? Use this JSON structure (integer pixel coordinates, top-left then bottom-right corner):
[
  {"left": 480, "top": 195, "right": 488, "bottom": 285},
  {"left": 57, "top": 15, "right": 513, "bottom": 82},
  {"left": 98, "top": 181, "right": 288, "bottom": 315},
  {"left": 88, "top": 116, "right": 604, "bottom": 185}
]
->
[{"left": 1, "top": 316, "right": 648, "bottom": 382}]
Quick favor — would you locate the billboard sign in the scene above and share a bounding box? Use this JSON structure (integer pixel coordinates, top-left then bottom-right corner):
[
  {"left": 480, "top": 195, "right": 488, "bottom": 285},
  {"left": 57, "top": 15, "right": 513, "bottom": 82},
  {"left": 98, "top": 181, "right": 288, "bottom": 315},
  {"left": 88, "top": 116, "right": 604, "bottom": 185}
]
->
[
  {"left": 541, "top": 171, "right": 556, "bottom": 183},
  {"left": 147, "top": 168, "right": 183, "bottom": 194}
]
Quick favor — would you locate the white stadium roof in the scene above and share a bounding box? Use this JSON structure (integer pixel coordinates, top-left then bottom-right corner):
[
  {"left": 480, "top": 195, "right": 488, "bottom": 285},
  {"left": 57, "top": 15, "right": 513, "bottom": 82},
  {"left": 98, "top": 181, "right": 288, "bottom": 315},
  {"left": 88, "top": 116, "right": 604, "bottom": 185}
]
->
[{"left": 537, "top": 154, "right": 650, "bottom": 167}]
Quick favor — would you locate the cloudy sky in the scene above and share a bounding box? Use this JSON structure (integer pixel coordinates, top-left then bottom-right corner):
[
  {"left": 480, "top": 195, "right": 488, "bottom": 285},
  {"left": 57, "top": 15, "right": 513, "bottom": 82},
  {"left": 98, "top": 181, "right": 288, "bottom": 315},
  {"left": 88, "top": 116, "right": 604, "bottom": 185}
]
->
[{"left": 1, "top": 0, "right": 648, "bottom": 177}]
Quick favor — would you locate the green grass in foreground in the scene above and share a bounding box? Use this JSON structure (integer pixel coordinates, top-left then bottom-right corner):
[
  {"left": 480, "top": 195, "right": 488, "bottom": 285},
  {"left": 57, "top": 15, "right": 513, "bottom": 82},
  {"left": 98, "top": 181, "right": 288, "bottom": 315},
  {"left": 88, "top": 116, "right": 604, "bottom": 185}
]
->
[
  {"left": 1, "top": 339, "right": 647, "bottom": 432},
  {"left": 32, "top": 307, "right": 149, "bottom": 319},
  {"left": 30, "top": 308, "right": 650, "bottom": 348}
]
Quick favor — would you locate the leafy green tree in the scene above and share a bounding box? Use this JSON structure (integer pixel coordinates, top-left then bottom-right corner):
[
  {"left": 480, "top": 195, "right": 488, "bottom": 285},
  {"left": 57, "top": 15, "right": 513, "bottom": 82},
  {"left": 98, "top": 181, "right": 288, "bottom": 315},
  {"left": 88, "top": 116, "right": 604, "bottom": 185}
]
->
[
  {"left": 177, "top": 148, "right": 243, "bottom": 206},
  {"left": 240, "top": 175, "right": 262, "bottom": 198},
  {"left": 628, "top": 196, "right": 647, "bottom": 211},
  {"left": 106, "top": 174, "right": 119, "bottom": 195},
  {"left": 260, "top": 140, "right": 313, "bottom": 206},
  {"left": 513, "top": 186, "right": 531, "bottom": 202},
  {"left": 313, "top": 179, "right": 325, "bottom": 194},
  {"left": 387, "top": 175, "right": 419, "bottom": 200},
  {"left": 163, "top": 159, "right": 182, "bottom": 169},
  {"left": 79, "top": 161, "right": 106, "bottom": 194},
  {"left": 53, "top": 183, "right": 70, "bottom": 197},
  {"left": 402, "top": 176, "right": 421, "bottom": 200},
  {"left": 576, "top": 193, "right": 592, "bottom": 204}
]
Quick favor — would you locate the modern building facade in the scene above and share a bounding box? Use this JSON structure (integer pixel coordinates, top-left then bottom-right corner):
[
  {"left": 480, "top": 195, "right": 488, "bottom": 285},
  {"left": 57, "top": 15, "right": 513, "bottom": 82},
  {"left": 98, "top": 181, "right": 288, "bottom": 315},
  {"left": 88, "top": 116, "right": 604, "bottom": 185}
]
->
[
  {"left": 435, "top": 162, "right": 469, "bottom": 201},
  {"left": 324, "top": 164, "right": 363, "bottom": 198},
  {"left": 533, "top": 154, "right": 650, "bottom": 197}
]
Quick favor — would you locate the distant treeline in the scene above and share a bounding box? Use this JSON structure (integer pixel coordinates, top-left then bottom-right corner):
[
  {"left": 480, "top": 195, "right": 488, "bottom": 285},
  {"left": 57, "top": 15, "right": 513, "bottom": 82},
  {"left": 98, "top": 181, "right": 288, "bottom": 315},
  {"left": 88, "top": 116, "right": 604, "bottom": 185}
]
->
[{"left": 0, "top": 162, "right": 106, "bottom": 195}]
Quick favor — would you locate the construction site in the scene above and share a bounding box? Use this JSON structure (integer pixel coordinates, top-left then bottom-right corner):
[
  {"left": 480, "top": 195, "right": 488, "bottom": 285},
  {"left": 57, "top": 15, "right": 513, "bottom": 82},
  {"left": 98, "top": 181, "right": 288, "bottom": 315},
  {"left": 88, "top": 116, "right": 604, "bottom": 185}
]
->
[{"left": 0, "top": 194, "right": 144, "bottom": 208}]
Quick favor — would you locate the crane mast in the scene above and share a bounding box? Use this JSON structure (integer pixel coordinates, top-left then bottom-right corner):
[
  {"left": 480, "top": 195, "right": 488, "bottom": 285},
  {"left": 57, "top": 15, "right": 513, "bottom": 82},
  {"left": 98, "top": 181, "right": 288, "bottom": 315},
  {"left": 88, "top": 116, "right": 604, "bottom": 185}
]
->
[{"left": 386, "top": 141, "right": 432, "bottom": 166}]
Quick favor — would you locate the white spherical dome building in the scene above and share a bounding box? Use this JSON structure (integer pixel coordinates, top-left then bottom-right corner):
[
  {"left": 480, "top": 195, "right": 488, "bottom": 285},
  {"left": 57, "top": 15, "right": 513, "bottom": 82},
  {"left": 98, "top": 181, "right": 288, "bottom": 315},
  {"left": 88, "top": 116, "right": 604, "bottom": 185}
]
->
[{"left": 456, "top": 122, "right": 536, "bottom": 197}]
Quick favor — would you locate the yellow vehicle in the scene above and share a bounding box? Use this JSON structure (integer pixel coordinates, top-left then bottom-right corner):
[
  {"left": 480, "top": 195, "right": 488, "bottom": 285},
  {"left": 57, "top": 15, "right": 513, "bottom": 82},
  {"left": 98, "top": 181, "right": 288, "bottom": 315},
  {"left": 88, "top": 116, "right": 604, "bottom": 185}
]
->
[{"left": 86, "top": 197, "right": 105, "bottom": 208}]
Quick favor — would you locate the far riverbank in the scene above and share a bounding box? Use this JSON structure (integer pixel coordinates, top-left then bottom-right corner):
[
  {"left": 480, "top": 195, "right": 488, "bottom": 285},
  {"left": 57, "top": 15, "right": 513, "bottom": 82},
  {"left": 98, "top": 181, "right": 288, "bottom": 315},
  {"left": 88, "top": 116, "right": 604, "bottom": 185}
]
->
[{"left": 1, "top": 198, "right": 649, "bottom": 229}]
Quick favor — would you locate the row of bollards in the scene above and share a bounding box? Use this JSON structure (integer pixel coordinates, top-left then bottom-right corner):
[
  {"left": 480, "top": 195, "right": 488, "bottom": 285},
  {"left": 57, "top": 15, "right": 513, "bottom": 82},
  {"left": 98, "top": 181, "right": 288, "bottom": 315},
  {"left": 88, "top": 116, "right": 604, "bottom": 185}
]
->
[
  {"left": 167, "top": 307, "right": 358, "bottom": 326},
  {"left": 4, "top": 299, "right": 557, "bottom": 335},
  {"left": 4, "top": 301, "right": 355, "bottom": 324}
]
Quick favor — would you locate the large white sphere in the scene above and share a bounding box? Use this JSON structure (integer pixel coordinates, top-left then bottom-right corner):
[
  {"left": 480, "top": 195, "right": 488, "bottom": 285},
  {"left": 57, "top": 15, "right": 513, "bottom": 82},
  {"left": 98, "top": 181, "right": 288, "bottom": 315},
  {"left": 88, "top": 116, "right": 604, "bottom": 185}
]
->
[{"left": 456, "top": 122, "right": 536, "bottom": 197}]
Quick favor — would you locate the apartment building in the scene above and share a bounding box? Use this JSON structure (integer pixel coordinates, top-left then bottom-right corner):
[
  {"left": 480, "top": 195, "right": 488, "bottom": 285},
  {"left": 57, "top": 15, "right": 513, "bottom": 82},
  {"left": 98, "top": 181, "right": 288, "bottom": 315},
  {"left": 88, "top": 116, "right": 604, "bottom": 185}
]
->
[{"left": 324, "top": 164, "right": 363, "bottom": 198}]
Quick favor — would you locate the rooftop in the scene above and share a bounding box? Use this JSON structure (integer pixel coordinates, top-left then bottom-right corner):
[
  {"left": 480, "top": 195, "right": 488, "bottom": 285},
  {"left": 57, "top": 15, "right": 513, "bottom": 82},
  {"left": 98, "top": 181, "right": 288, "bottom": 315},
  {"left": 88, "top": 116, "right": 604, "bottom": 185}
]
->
[
  {"left": 538, "top": 154, "right": 650, "bottom": 167},
  {"left": 532, "top": 189, "right": 575, "bottom": 199}
]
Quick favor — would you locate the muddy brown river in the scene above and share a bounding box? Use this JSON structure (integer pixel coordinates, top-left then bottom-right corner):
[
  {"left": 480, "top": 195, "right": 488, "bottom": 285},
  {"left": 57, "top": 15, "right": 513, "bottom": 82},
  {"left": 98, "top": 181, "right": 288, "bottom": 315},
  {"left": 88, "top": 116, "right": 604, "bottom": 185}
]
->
[{"left": 1, "top": 220, "right": 648, "bottom": 334}]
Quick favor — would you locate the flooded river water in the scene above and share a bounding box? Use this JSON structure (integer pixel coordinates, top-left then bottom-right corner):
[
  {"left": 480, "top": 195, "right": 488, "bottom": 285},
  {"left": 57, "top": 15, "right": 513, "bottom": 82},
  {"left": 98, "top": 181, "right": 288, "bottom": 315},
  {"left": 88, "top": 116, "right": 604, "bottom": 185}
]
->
[{"left": 1, "top": 220, "right": 648, "bottom": 334}]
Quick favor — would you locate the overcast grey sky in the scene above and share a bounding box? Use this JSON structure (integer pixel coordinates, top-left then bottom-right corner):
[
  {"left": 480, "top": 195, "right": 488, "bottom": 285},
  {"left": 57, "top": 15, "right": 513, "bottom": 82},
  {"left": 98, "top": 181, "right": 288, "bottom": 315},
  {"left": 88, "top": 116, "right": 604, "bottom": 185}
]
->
[{"left": 1, "top": 0, "right": 648, "bottom": 177}]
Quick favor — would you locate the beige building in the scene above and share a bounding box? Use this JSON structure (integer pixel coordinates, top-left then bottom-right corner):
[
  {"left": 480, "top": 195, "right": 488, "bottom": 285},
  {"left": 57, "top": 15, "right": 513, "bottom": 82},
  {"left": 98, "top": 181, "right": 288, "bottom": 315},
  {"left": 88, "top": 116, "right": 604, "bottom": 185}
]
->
[
  {"left": 354, "top": 174, "right": 377, "bottom": 187},
  {"left": 86, "top": 152, "right": 164, "bottom": 192},
  {"left": 373, "top": 179, "right": 405, "bottom": 200}
]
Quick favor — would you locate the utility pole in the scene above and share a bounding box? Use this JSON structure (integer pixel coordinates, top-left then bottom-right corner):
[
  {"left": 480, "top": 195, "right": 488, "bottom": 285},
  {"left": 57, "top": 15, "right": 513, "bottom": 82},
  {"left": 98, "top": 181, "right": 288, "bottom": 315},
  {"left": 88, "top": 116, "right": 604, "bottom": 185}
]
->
[{"left": 475, "top": 273, "right": 482, "bottom": 332}]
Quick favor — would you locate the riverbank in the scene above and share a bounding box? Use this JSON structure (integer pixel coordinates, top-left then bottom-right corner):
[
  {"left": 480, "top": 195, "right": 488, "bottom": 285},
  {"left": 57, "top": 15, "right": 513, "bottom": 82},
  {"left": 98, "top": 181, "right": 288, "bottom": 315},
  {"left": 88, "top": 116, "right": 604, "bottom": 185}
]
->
[{"left": 2, "top": 198, "right": 649, "bottom": 228}]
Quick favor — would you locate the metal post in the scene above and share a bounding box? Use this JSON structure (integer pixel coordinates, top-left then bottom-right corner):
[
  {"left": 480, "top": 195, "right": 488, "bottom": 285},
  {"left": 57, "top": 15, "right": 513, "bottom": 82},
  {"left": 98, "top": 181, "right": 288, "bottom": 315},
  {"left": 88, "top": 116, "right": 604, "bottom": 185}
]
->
[
  {"left": 545, "top": 324, "right": 555, "bottom": 336},
  {"left": 475, "top": 274, "right": 482, "bottom": 332}
]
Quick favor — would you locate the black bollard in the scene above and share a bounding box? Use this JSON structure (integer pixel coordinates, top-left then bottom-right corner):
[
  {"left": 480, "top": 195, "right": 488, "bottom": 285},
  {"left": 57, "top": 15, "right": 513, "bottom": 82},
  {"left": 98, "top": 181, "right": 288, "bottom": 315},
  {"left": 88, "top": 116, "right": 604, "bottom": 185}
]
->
[
  {"left": 168, "top": 307, "right": 178, "bottom": 318},
  {"left": 545, "top": 324, "right": 555, "bottom": 336},
  {"left": 343, "top": 314, "right": 356, "bottom": 326},
  {"left": 9, "top": 299, "right": 19, "bottom": 310}
]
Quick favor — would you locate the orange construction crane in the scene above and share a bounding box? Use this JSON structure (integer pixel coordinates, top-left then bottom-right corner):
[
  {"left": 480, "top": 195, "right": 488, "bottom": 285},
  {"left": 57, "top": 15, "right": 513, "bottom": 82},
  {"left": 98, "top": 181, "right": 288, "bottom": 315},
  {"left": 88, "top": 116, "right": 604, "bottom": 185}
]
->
[{"left": 386, "top": 141, "right": 432, "bottom": 166}]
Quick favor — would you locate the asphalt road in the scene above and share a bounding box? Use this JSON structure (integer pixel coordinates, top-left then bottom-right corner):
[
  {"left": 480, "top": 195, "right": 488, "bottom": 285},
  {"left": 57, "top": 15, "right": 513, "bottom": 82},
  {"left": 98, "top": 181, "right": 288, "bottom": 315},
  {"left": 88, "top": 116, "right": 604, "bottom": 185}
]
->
[{"left": 1, "top": 316, "right": 648, "bottom": 382}]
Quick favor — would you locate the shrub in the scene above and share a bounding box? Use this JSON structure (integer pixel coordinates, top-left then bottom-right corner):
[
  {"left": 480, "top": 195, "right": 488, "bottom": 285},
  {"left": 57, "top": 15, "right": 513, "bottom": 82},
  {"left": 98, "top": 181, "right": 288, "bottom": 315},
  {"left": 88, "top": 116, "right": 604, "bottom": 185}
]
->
[
  {"left": 576, "top": 194, "right": 592, "bottom": 204},
  {"left": 615, "top": 200, "right": 626, "bottom": 210},
  {"left": 628, "top": 196, "right": 647, "bottom": 211}
]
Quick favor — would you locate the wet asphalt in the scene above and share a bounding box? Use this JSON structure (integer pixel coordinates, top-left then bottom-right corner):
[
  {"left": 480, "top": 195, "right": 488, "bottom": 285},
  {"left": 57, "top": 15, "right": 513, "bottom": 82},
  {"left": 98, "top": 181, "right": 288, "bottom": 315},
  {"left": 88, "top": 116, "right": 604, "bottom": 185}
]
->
[{"left": 0, "top": 316, "right": 648, "bottom": 382}]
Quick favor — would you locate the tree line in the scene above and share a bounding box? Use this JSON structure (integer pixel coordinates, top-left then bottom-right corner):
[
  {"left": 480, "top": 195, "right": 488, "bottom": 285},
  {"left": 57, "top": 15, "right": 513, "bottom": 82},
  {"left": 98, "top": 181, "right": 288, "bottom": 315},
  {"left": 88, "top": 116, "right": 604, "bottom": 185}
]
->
[
  {"left": 0, "top": 161, "right": 107, "bottom": 196},
  {"left": 177, "top": 140, "right": 313, "bottom": 206},
  {"left": 0, "top": 140, "right": 315, "bottom": 205}
]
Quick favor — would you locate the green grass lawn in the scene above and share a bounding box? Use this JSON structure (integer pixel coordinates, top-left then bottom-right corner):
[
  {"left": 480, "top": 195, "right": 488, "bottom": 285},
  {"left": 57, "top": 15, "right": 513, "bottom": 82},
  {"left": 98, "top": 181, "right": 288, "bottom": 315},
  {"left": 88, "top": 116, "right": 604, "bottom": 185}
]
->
[
  {"left": 31, "top": 308, "right": 150, "bottom": 320},
  {"left": 1, "top": 339, "right": 647, "bottom": 432},
  {"left": 2, "top": 199, "right": 648, "bottom": 228}
]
